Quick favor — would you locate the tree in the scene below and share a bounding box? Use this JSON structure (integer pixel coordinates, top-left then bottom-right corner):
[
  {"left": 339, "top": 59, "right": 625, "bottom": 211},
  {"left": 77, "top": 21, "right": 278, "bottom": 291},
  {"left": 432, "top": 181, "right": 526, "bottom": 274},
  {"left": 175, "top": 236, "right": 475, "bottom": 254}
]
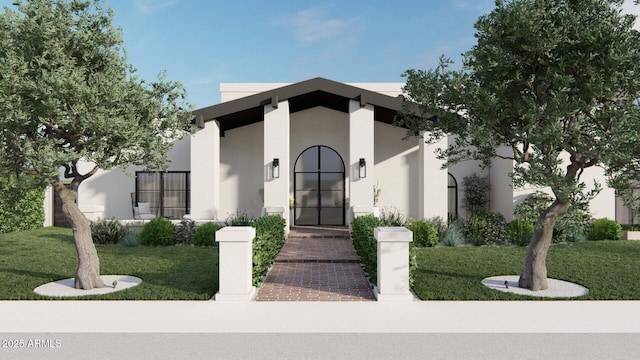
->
[
  {"left": 0, "top": 0, "right": 192, "bottom": 290},
  {"left": 398, "top": 0, "right": 640, "bottom": 290}
]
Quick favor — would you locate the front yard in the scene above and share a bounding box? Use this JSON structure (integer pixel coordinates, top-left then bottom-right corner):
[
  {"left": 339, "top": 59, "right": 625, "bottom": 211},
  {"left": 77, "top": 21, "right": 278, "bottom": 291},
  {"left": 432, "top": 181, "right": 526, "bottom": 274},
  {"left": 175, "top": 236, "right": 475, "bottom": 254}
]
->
[
  {"left": 2, "top": 227, "right": 639, "bottom": 300},
  {"left": 0, "top": 227, "right": 218, "bottom": 300},
  {"left": 412, "top": 241, "right": 640, "bottom": 300}
]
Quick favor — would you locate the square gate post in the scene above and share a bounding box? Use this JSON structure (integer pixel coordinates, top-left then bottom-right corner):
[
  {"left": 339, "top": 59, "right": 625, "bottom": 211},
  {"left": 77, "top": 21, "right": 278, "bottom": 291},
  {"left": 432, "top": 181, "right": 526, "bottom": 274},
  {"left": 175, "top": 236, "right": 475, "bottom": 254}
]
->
[
  {"left": 373, "top": 227, "right": 414, "bottom": 302},
  {"left": 214, "top": 227, "right": 256, "bottom": 301}
]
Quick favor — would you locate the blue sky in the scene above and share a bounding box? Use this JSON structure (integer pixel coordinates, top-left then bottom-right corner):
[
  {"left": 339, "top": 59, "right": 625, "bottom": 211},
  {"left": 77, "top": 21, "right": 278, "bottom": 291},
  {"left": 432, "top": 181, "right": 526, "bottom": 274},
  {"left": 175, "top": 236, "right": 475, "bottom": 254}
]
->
[
  {"left": 2, "top": 0, "right": 640, "bottom": 109},
  {"left": 109, "top": 0, "right": 497, "bottom": 108}
]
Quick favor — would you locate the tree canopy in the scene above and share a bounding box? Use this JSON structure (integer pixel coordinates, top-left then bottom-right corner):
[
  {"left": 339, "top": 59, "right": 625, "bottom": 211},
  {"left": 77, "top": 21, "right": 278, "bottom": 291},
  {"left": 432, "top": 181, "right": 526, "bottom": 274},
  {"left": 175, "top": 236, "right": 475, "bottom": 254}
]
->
[
  {"left": 0, "top": 0, "right": 192, "bottom": 289},
  {"left": 398, "top": 0, "right": 640, "bottom": 290},
  {"left": 0, "top": 0, "right": 192, "bottom": 189}
]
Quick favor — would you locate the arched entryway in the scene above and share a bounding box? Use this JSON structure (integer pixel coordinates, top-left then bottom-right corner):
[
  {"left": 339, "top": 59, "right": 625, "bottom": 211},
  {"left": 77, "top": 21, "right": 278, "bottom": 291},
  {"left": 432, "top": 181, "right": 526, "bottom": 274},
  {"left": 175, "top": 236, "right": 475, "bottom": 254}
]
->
[{"left": 293, "top": 145, "right": 345, "bottom": 226}]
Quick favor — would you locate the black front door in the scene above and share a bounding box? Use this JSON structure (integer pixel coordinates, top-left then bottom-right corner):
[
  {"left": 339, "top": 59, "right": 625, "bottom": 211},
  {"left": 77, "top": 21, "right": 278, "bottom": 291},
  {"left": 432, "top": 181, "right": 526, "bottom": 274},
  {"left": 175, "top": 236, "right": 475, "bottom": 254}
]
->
[{"left": 294, "top": 146, "right": 345, "bottom": 226}]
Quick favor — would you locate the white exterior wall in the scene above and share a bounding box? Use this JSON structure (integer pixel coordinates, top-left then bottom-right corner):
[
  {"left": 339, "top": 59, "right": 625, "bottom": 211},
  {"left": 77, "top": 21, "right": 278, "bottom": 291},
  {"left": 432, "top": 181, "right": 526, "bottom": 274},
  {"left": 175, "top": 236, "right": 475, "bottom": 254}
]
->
[
  {"left": 77, "top": 135, "right": 191, "bottom": 220},
  {"left": 349, "top": 101, "right": 375, "bottom": 212},
  {"left": 373, "top": 122, "right": 418, "bottom": 218},
  {"left": 219, "top": 122, "right": 264, "bottom": 219},
  {"left": 190, "top": 121, "right": 219, "bottom": 220},
  {"left": 489, "top": 146, "right": 517, "bottom": 222},
  {"left": 263, "top": 101, "right": 290, "bottom": 225},
  {"left": 419, "top": 133, "right": 449, "bottom": 220}
]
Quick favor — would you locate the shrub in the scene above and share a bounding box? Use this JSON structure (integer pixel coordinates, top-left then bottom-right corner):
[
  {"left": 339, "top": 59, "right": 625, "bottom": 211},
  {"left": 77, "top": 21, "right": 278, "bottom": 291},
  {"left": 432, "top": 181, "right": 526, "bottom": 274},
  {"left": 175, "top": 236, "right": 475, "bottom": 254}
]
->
[
  {"left": 462, "top": 174, "right": 491, "bottom": 215},
  {"left": 175, "top": 219, "right": 197, "bottom": 245},
  {"left": 589, "top": 218, "right": 622, "bottom": 241},
  {"left": 463, "top": 211, "right": 508, "bottom": 246},
  {"left": 351, "top": 214, "right": 384, "bottom": 284},
  {"left": 379, "top": 207, "right": 408, "bottom": 226},
  {"left": 192, "top": 222, "right": 220, "bottom": 247},
  {"left": 409, "top": 220, "right": 438, "bottom": 247},
  {"left": 441, "top": 221, "right": 464, "bottom": 247},
  {"left": 514, "top": 191, "right": 592, "bottom": 243},
  {"left": 554, "top": 206, "right": 591, "bottom": 243},
  {"left": 507, "top": 219, "right": 534, "bottom": 246},
  {"left": 90, "top": 217, "right": 129, "bottom": 245},
  {"left": 225, "top": 210, "right": 255, "bottom": 226},
  {"left": 119, "top": 232, "right": 139, "bottom": 247},
  {"left": 139, "top": 217, "right": 176, "bottom": 246},
  {"left": 252, "top": 215, "right": 286, "bottom": 286},
  {"left": 0, "top": 175, "right": 45, "bottom": 234},
  {"left": 426, "top": 216, "right": 447, "bottom": 240}
]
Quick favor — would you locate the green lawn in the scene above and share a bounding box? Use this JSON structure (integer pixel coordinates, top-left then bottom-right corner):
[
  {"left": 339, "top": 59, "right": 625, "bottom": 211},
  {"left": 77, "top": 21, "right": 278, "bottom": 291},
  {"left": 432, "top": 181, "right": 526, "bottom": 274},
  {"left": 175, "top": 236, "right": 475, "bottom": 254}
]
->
[
  {"left": 0, "top": 227, "right": 218, "bottom": 300},
  {"left": 412, "top": 241, "right": 640, "bottom": 300}
]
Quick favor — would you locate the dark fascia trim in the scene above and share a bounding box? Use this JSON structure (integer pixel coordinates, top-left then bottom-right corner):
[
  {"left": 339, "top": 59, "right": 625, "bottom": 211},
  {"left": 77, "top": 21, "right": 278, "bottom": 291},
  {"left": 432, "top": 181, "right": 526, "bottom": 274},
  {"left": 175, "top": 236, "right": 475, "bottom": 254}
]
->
[{"left": 192, "top": 77, "right": 404, "bottom": 128}]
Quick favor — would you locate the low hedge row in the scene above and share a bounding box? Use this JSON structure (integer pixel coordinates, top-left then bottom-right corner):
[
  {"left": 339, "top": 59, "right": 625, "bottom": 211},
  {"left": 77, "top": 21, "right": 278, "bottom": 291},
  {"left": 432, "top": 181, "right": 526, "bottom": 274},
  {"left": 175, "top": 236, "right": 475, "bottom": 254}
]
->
[{"left": 251, "top": 215, "right": 286, "bottom": 287}]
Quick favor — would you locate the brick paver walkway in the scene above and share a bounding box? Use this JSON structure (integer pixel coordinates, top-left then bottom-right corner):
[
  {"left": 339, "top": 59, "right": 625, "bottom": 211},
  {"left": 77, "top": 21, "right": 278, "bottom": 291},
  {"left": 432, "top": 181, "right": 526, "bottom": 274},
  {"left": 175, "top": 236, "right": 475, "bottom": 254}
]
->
[{"left": 255, "top": 226, "right": 375, "bottom": 301}]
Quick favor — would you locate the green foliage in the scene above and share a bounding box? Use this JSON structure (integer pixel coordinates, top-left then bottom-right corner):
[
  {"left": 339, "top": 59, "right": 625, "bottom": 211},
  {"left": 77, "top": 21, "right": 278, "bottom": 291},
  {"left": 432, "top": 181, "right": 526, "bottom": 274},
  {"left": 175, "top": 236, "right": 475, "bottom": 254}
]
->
[
  {"left": 507, "top": 219, "right": 534, "bottom": 246},
  {"left": 554, "top": 206, "right": 592, "bottom": 243},
  {"left": 515, "top": 191, "right": 592, "bottom": 243},
  {"left": 463, "top": 212, "right": 509, "bottom": 246},
  {"left": 175, "top": 219, "right": 197, "bottom": 245},
  {"left": 225, "top": 210, "right": 255, "bottom": 226},
  {"left": 0, "top": 174, "right": 45, "bottom": 233},
  {"left": 139, "top": 218, "right": 176, "bottom": 246},
  {"left": 252, "top": 215, "right": 286, "bottom": 286},
  {"left": 90, "top": 217, "right": 129, "bottom": 245},
  {"left": 398, "top": 0, "right": 640, "bottom": 271},
  {"left": 379, "top": 207, "right": 408, "bottom": 226},
  {"left": 462, "top": 174, "right": 491, "bottom": 214},
  {"left": 351, "top": 215, "right": 384, "bottom": 284},
  {"left": 192, "top": 222, "right": 220, "bottom": 247},
  {"left": 441, "top": 221, "right": 464, "bottom": 247},
  {"left": 514, "top": 192, "right": 553, "bottom": 223},
  {"left": 119, "top": 232, "right": 139, "bottom": 247},
  {"left": 426, "top": 216, "right": 448, "bottom": 240},
  {"left": 409, "top": 220, "right": 439, "bottom": 247},
  {"left": 0, "top": 0, "right": 193, "bottom": 182},
  {"left": 589, "top": 218, "right": 622, "bottom": 241}
]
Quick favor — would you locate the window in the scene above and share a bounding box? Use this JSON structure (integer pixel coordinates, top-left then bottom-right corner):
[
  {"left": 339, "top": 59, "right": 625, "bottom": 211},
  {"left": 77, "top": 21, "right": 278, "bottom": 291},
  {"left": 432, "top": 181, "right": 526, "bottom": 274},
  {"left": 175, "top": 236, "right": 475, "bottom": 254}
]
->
[
  {"left": 448, "top": 173, "right": 458, "bottom": 219},
  {"left": 134, "top": 171, "right": 190, "bottom": 219}
]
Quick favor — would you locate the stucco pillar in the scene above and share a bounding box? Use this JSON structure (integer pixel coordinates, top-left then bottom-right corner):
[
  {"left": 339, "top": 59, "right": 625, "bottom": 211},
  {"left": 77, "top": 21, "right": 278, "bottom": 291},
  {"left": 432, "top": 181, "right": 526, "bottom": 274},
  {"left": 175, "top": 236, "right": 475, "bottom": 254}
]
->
[
  {"left": 263, "top": 100, "right": 290, "bottom": 227},
  {"left": 190, "top": 120, "right": 220, "bottom": 220},
  {"left": 419, "top": 132, "right": 448, "bottom": 220},
  {"left": 374, "top": 227, "right": 414, "bottom": 302},
  {"left": 214, "top": 227, "right": 256, "bottom": 301},
  {"left": 349, "top": 100, "right": 375, "bottom": 222}
]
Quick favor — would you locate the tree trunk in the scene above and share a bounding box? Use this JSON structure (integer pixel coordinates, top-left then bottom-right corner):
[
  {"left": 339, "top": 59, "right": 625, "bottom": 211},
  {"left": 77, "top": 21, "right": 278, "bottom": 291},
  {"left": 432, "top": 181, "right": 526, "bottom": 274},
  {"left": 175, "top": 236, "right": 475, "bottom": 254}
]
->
[
  {"left": 518, "top": 200, "right": 570, "bottom": 291},
  {"left": 53, "top": 181, "right": 105, "bottom": 290}
]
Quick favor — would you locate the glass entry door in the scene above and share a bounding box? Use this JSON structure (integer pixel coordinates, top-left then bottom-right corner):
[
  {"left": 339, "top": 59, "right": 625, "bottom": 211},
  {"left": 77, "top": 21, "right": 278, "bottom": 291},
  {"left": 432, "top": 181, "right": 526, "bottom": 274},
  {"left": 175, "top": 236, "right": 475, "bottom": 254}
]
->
[{"left": 294, "top": 146, "right": 345, "bottom": 226}]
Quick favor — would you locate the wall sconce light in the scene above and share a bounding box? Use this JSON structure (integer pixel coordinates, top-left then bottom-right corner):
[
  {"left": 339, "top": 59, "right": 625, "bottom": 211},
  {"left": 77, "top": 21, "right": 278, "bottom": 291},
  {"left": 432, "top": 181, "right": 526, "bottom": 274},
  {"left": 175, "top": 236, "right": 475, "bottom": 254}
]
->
[
  {"left": 272, "top": 158, "right": 280, "bottom": 179},
  {"left": 359, "top": 158, "right": 366, "bottom": 178}
]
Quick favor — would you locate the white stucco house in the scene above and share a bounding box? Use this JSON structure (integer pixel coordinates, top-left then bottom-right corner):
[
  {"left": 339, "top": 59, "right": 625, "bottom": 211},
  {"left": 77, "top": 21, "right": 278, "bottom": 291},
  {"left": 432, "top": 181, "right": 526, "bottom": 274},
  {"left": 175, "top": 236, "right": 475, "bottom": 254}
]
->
[{"left": 45, "top": 77, "right": 637, "bottom": 228}]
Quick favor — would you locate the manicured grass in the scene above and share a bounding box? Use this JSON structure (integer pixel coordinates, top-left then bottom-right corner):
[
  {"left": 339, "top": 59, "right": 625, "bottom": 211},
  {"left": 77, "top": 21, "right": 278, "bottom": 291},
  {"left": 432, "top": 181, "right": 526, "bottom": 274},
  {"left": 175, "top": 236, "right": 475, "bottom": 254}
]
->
[
  {"left": 0, "top": 227, "right": 218, "bottom": 300},
  {"left": 413, "top": 241, "right": 640, "bottom": 300}
]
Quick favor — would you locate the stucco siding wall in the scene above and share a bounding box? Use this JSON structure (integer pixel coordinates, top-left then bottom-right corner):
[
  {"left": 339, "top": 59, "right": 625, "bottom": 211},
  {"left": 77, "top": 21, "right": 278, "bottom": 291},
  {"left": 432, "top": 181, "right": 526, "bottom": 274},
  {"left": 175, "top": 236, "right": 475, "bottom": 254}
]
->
[
  {"left": 219, "top": 121, "right": 264, "bottom": 219},
  {"left": 374, "top": 122, "right": 419, "bottom": 219},
  {"left": 77, "top": 135, "right": 191, "bottom": 219}
]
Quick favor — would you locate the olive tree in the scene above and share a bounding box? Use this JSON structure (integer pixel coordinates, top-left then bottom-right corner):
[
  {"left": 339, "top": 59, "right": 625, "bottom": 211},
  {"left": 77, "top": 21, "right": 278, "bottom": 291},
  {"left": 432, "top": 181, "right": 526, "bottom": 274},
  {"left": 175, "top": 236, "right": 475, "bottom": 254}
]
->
[
  {"left": 398, "top": 0, "right": 640, "bottom": 290},
  {"left": 0, "top": 0, "right": 192, "bottom": 289}
]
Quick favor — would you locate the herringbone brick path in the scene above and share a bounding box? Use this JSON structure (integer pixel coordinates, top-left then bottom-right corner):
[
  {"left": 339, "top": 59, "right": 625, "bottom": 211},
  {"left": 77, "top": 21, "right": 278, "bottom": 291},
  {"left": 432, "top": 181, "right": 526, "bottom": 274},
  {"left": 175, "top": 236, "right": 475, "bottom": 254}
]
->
[{"left": 255, "top": 226, "right": 375, "bottom": 301}]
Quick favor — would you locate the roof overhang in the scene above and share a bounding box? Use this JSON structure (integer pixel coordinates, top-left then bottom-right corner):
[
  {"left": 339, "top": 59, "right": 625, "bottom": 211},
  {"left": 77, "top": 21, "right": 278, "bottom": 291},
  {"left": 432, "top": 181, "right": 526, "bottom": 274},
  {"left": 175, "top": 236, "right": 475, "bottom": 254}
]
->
[{"left": 192, "top": 77, "right": 406, "bottom": 135}]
